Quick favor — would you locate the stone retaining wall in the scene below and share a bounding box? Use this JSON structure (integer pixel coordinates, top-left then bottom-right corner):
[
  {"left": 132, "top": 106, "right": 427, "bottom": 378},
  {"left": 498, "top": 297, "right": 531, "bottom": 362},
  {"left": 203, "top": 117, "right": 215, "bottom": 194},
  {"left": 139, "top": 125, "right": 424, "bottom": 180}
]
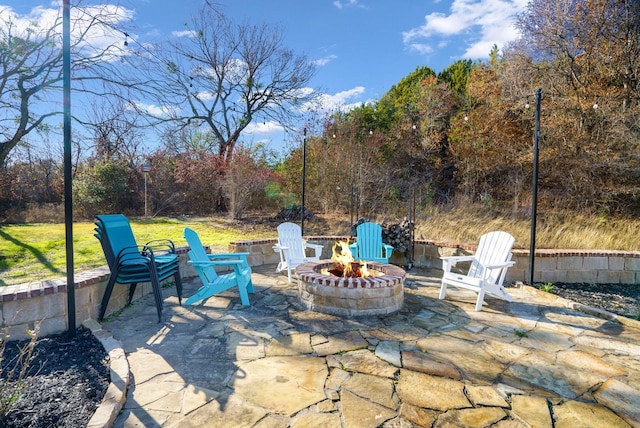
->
[
  {"left": 230, "top": 236, "right": 640, "bottom": 285},
  {"left": 2, "top": 237, "right": 638, "bottom": 340},
  {"left": 0, "top": 249, "right": 200, "bottom": 341}
]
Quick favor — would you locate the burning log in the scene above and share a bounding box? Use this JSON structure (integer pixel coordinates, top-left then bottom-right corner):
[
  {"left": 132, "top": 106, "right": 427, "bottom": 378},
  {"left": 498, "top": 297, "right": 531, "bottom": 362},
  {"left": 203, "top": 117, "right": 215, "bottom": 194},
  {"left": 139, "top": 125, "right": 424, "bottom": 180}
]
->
[
  {"left": 330, "top": 240, "right": 372, "bottom": 278},
  {"left": 328, "top": 261, "right": 367, "bottom": 278}
]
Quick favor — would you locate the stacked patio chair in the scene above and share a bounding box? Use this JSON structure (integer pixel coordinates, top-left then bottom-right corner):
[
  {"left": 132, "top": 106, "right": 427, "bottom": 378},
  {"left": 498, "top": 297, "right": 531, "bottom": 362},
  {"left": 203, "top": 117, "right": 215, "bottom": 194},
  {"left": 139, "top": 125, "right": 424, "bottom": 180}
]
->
[{"left": 95, "top": 214, "right": 182, "bottom": 322}]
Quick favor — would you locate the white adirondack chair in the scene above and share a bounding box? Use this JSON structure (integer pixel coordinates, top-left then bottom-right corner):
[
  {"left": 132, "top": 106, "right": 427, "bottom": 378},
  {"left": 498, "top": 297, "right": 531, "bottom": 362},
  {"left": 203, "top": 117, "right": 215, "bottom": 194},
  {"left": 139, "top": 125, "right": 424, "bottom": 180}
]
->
[
  {"left": 439, "top": 231, "right": 516, "bottom": 311},
  {"left": 273, "top": 222, "right": 324, "bottom": 282}
]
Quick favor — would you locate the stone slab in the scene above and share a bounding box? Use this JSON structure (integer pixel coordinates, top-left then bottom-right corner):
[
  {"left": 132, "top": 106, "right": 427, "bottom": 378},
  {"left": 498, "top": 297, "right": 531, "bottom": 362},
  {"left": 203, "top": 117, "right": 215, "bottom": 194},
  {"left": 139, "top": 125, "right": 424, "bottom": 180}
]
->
[
  {"left": 232, "top": 356, "right": 328, "bottom": 416},
  {"left": 396, "top": 369, "right": 470, "bottom": 411}
]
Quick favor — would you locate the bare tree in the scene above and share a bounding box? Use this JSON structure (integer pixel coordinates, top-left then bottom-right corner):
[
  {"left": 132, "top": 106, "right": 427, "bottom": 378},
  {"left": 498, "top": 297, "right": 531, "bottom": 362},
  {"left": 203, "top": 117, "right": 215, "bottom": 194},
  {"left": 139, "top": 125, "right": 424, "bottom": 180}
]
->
[
  {"left": 130, "top": 4, "right": 317, "bottom": 162},
  {"left": 81, "top": 100, "right": 147, "bottom": 166},
  {"left": 0, "top": 2, "right": 135, "bottom": 167}
]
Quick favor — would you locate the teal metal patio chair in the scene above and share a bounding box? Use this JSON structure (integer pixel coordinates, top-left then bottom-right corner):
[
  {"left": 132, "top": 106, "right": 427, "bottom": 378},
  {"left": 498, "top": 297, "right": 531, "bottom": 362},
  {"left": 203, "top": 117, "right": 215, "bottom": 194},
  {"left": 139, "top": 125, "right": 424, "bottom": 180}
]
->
[
  {"left": 349, "top": 222, "right": 394, "bottom": 263},
  {"left": 183, "top": 227, "right": 254, "bottom": 306},
  {"left": 95, "top": 214, "right": 182, "bottom": 323}
]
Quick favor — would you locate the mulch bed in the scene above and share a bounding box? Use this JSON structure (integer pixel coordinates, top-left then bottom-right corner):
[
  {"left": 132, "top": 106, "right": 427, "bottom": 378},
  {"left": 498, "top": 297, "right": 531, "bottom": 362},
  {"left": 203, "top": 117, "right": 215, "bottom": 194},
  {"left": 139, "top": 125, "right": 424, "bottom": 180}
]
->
[{"left": 0, "top": 326, "right": 109, "bottom": 428}]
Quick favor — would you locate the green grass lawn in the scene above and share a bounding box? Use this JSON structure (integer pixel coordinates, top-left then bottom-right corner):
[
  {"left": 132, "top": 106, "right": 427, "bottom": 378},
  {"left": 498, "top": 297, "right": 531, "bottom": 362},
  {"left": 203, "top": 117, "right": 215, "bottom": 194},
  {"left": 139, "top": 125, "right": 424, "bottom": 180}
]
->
[
  {"left": 0, "top": 217, "right": 275, "bottom": 287},
  {"left": 3, "top": 208, "right": 639, "bottom": 287}
]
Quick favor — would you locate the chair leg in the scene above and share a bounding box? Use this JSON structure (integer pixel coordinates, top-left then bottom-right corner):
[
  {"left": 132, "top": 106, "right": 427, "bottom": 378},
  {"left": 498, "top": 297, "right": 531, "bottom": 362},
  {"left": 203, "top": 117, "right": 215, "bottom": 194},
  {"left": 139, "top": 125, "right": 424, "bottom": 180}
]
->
[
  {"left": 128, "top": 283, "right": 138, "bottom": 305},
  {"left": 237, "top": 278, "right": 251, "bottom": 306},
  {"left": 174, "top": 270, "right": 183, "bottom": 305},
  {"left": 148, "top": 266, "right": 164, "bottom": 323},
  {"left": 475, "top": 288, "right": 486, "bottom": 311},
  {"left": 438, "top": 282, "right": 447, "bottom": 300},
  {"left": 99, "top": 273, "right": 119, "bottom": 322}
]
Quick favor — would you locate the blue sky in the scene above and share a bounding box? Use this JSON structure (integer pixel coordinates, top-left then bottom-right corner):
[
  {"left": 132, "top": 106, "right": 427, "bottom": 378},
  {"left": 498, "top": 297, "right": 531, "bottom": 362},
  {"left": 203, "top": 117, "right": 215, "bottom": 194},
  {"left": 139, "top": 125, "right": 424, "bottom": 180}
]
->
[{"left": 3, "top": 0, "right": 529, "bottom": 153}]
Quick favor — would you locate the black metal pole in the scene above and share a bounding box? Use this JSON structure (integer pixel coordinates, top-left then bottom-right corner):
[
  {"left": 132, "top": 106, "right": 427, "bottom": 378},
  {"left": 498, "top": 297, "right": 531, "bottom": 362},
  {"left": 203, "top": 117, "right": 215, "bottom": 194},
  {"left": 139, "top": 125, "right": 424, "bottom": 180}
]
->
[
  {"left": 63, "top": 0, "right": 76, "bottom": 335},
  {"left": 528, "top": 88, "right": 542, "bottom": 286},
  {"left": 301, "top": 128, "right": 307, "bottom": 236}
]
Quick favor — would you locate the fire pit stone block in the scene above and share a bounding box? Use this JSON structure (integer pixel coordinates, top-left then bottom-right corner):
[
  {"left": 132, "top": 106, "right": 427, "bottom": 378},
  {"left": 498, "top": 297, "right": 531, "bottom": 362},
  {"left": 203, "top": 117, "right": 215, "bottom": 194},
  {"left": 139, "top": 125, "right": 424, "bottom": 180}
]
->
[{"left": 295, "top": 260, "right": 406, "bottom": 317}]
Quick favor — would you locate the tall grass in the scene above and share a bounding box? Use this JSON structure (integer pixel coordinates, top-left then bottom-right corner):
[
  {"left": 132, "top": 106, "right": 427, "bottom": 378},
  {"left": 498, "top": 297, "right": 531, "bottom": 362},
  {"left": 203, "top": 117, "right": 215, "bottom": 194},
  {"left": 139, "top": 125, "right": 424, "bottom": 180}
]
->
[{"left": 414, "top": 206, "right": 640, "bottom": 251}]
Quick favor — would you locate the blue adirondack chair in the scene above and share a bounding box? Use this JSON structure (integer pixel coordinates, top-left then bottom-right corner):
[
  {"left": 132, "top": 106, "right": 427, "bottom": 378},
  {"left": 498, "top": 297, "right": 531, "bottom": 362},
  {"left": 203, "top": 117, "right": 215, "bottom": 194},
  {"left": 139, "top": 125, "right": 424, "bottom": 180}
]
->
[
  {"left": 95, "top": 214, "right": 182, "bottom": 323},
  {"left": 349, "top": 222, "right": 394, "bottom": 263},
  {"left": 183, "top": 227, "right": 254, "bottom": 306}
]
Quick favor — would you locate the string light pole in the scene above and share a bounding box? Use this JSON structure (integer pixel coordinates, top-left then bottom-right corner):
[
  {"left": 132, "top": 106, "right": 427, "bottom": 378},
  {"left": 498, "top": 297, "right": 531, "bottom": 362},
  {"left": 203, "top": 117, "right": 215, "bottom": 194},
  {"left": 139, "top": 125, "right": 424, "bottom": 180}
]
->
[
  {"left": 529, "top": 88, "right": 542, "bottom": 286},
  {"left": 63, "top": 0, "right": 76, "bottom": 336},
  {"left": 301, "top": 128, "right": 307, "bottom": 236}
]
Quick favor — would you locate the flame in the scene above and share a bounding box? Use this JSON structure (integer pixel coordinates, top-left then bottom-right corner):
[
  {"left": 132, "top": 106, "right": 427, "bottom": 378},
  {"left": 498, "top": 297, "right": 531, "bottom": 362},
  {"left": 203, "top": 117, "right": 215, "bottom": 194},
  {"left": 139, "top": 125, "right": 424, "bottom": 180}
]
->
[{"left": 330, "top": 240, "right": 370, "bottom": 278}]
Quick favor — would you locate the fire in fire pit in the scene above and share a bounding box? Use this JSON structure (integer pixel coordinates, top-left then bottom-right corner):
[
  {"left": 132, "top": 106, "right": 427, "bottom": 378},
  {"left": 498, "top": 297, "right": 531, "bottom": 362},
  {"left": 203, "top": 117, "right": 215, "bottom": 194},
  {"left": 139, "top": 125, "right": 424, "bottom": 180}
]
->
[{"left": 326, "top": 240, "right": 372, "bottom": 278}]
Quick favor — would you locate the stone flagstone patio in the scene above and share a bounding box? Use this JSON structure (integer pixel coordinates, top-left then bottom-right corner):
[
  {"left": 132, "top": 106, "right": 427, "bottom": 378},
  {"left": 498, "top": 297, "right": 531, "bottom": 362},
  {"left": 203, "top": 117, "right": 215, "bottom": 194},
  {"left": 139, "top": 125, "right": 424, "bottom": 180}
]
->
[{"left": 101, "top": 264, "right": 640, "bottom": 427}]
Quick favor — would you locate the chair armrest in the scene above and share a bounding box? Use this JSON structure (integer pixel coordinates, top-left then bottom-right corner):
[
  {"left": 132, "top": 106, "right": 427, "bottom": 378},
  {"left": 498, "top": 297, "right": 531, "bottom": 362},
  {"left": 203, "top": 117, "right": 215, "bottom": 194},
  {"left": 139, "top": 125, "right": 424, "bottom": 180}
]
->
[
  {"left": 484, "top": 261, "right": 516, "bottom": 270},
  {"left": 383, "top": 244, "right": 394, "bottom": 257},
  {"left": 303, "top": 242, "right": 323, "bottom": 258},
  {"left": 303, "top": 242, "right": 323, "bottom": 250},
  {"left": 145, "top": 238, "right": 176, "bottom": 253},
  {"left": 348, "top": 243, "right": 357, "bottom": 256},
  {"left": 207, "top": 252, "right": 250, "bottom": 258},
  {"left": 441, "top": 255, "right": 475, "bottom": 273},
  {"left": 273, "top": 244, "right": 289, "bottom": 252},
  {"left": 116, "top": 244, "right": 153, "bottom": 259},
  {"left": 188, "top": 259, "right": 245, "bottom": 267},
  {"left": 440, "top": 255, "right": 475, "bottom": 262}
]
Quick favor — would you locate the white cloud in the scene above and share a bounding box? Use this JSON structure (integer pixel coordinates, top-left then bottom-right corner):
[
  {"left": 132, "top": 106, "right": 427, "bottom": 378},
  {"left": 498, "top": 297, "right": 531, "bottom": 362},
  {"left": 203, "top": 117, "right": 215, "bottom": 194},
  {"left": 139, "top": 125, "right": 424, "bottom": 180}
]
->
[
  {"left": 244, "top": 121, "right": 285, "bottom": 135},
  {"left": 402, "top": 0, "right": 527, "bottom": 60},
  {"left": 0, "top": 3, "right": 135, "bottom": 60},
  {"left": 131, "top": 101, "right": 179, "bottom": 118},
  {"left": 333, "top": 0, "right": 366, "bottom": 10},
  {"left": 312, "top": 54, "right": 338, "bottom": 67},
  {"left": 172, "top": 30, "right": 197, "bottom": 38},
  {"left": 302, "top": 86, "right": 367, "bottom": 114},
  {"left": 407, "top": 43, "right": 434, "bottom": 55}
]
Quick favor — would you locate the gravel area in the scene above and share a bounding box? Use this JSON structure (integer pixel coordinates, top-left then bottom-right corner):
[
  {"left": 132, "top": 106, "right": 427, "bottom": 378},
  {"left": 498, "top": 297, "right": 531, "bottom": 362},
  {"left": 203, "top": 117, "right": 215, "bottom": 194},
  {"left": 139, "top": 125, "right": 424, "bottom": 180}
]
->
[{"left": 532, "top": 282, "right": 640, "bottom": 320}]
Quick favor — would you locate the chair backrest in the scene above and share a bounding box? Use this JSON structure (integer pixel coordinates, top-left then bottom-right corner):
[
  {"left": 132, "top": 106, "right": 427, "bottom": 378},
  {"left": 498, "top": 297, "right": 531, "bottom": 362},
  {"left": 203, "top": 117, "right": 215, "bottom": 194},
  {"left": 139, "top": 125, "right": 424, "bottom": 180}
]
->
[
  {"left": 277, "top": 222, "right": 306, "bottom": 262},
  {"left": 354, "top": 222, "right": 385, "bottom": 259},
  {"left": 468, "top": 231, "right": 515, "bottom": 284},
  {"left": 96, "top": 214, "right": 139, "bottom": 265},
  {"left": 184, "top": 227, "right": 219, "bottom": 284}
]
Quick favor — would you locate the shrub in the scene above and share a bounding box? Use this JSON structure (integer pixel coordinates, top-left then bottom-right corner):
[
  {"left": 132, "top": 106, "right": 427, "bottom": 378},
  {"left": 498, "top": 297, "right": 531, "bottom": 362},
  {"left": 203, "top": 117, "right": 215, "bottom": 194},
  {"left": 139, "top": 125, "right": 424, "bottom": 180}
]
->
[{"left": 0, "top": 325, "right": 38, "bottom": 417}]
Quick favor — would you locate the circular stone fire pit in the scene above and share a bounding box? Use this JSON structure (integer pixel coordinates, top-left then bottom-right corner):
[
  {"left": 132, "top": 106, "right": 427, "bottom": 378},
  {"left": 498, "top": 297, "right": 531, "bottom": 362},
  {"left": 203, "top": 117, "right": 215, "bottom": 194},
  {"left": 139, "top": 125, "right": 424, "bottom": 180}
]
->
[{"left": 295, "top": 260, "right": 406, "bottom": 317}]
